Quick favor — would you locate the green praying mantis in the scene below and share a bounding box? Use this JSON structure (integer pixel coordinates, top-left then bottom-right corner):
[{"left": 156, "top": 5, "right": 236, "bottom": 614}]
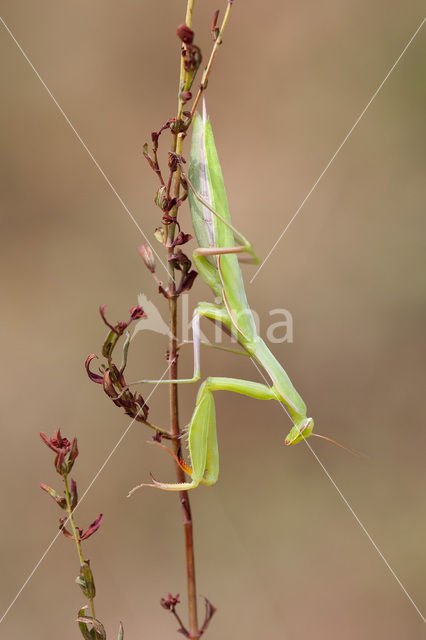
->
[{"left": 129, "top": 103, "right": 316, "bottom": 493}]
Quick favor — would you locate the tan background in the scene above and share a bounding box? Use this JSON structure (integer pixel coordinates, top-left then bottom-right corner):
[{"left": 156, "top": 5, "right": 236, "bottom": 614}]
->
[{"left": 1, "top": 1, "right": 425, "bottom": 638}]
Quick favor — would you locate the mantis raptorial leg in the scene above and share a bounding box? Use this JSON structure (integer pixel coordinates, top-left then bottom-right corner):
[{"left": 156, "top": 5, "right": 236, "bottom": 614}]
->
[
  {"left": 129, "top": 104, "right": 316, "bottom": 493},
  {"left": 130, "top": 276, "right": 312, "bottom": 492}
]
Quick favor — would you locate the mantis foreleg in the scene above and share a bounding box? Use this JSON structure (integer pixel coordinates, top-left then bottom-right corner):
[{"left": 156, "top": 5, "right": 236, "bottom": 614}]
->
[
  {"left": 129, "top": 375, "right": 279, "bottom": 493},
  {"left": 130, "top": 301, "right": 235, "bottom": 386}
]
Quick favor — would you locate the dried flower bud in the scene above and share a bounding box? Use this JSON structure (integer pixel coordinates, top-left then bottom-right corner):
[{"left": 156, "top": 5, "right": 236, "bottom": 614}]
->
[
  {"left": 160, "top": 593, "right": 181, "bottom": 610},
  {"left": 66, "top": 437, "right": 79, "bottom": 474},
  {"left": 70, "top": 478, "right": 78, "bottom": 510},
  {"left": 40, "top": 430, "right": 79, "bottom": 475},
  {"left": 211, "top": 10, "right": 220, "bottom": 41},
  {"left": 137, "top": 245, "right": 156, "bottom": 273},
  {"left": 154, "top": 227, "right": 165, "bottom": 244},
  {"left": 171, "top": 231, "right": 192, "bottom": 247},
  {"left": 169, "top": 250, "right": 191, "bottom": 274},
  {"left": 183, "top": 45, "right": 202, "bottom": 76},
  {"left": 168, "top": 153, "right": 179, "bottom": 172},
  {"left": 154, "top": 185, "right": 168, "bottom": 210},
  {"left": 129, "top": 305, "right": 145, "bottom": 321},
  {"left": 39, "top": 483, "right": 67, "bottom": 509},
  {"left": 176, "top": 23, "right": 194, "bottom": 44},
  {"left": 98, "top": 306, "right": 145, "bottom": 362},
  {"left": 176, "top": 270, "right": 197, "bottom": 295}
]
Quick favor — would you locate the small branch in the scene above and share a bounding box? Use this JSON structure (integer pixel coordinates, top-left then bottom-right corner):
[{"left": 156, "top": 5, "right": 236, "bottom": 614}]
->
[
  {"left": 168, "top": 1, "right": 199, "bottom": 637},
  {"left": 64, "top": 475, "right": 96, "bottom": 619},
  {"left": 146, "top": 2, "right": 234, "bottom": 636},
  {"left": 190, "top": 1, "right": 234, "bottom": 117},
  {"left": 185, "top": 0, "right": 196, "bottom": 31}
]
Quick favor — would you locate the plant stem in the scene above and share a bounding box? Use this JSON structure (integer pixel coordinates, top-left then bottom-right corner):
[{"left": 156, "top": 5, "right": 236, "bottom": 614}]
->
[
  {"left": 185, "top": 0, "right": 196, "bottom": 40},
  {"left": 166, "top": 2, "right": 233, "bottom": 635},
  {"left": 190, "top": 0, "right": 233, "bottom": 117},
  {"left": 168, "top": 1, "right": 199, "bottom": 637},
  {"left": 63, "top": 475, "right": 96, "bottom": 619},
  {"left": 168, "top": 294, "right": 199, "bottom": 639}
]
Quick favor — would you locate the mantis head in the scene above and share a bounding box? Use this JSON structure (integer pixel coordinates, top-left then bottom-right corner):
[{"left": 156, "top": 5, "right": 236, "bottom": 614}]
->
[{"left": 284, "top": 417, "right": 314, "bottom": 445}]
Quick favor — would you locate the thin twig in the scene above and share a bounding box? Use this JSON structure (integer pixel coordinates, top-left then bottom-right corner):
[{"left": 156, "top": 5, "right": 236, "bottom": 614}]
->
[
  {"left": 164, "top": 2, "right": 234, "bottom": 636},
  {"left": 168, "top": 1, "right": 199, "bottom": 638},
  {"left": 63, "top": 476, "right": 96, "bottom": 619},
  {"left": 190, "top": 1, "right": 234, "bottom": 117}
]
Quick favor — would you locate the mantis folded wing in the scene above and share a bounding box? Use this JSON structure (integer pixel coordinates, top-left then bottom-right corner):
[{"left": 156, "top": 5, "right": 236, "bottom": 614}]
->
[{"left": 129, "top": 104, "right": 314, "bottom": 493}]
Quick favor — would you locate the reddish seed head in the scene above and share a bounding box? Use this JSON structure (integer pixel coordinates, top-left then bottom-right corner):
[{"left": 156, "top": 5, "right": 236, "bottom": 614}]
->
[
  {"left": 176, "top": 23, "right": 194, "bottom": 44},
  {"left": 160, "top": 593, "right": 181, "bottom": 610},
  {"left": 40, "top": 430, "right": 79, "bottom": 475},
  {"left": 129, "top": 305, "right": 146, "bottom": 321}
]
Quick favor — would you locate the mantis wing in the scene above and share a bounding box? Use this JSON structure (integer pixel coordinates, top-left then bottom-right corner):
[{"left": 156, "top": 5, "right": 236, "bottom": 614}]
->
[{"left": 188, "top": 107, "right": 257, "bottom": 341}]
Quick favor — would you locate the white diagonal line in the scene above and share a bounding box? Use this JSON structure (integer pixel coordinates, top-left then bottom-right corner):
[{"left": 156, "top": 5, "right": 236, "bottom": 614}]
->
[
  {"left": 299, "top": 434, "right": 426, "bottom": 623},
  {"left": 250, "top": 17, "right": 426, "bottom": 284},
  {"left": 0, "top": 16, "right": 171, "bottom": 278},
  {"left": 249, "top": 356, "right": 426, "bottom": 623},
  {"left": 0, "top": 363, "right": 172, "bottom": 625}
]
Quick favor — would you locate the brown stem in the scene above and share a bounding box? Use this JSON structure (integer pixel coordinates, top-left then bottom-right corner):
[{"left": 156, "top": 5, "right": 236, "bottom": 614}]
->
[
  {"left": 168, "top": 294, "right": 199, "bottom": 639},
  {"left": 190, "top": 0, "right": 233, "bottom": 117},
  {"left": 167, "top": 1, "right": 199, "bottom": 637},
  {"left": 164, "top": 1, "right": 233, "bottom": 635}
]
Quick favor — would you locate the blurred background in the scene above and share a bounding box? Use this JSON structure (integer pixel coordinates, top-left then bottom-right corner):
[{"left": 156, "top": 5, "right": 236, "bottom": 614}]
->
[{"left": 1, "top": 1, "right": 425, "bottom": 638}]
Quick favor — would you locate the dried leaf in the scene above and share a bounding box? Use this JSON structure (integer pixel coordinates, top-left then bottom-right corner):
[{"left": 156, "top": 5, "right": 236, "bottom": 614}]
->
[
  {"left": 85, "top": 355, "right": 104, "bottom": 384},
  {"left": 39, "top": 483, "right": 67, "bottom": 509},
  {"left": 80, "top": 514, "right": 103, "bottom": 541}
]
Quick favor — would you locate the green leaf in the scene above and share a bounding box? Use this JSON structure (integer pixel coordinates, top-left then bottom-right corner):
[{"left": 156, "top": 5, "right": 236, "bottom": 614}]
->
[
  {"left": 76, "top": 615, "right": 106, "bottom": 640},
  {"left": 77, "top": 608, "right": 93, "bottom": 640},
  {"left": 76, "top": 561, "right": 96, "bottom": 599}
]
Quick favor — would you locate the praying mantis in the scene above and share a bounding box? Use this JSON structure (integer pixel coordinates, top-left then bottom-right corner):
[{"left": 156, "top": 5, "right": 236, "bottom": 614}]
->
[{"left": 129, "top": 103, "right": 314, "bottom": 493}]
